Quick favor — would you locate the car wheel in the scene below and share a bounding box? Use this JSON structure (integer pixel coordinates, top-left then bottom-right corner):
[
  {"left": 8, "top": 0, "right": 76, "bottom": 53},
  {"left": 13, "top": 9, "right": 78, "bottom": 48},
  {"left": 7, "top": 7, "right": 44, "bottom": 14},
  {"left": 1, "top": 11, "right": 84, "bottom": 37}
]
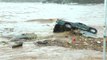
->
[
  {"left": 63, "top": 23, "right": 72, "bottom": 31},
  {"left": 88, "top": 27, "right": 97, "bottom": 34}
]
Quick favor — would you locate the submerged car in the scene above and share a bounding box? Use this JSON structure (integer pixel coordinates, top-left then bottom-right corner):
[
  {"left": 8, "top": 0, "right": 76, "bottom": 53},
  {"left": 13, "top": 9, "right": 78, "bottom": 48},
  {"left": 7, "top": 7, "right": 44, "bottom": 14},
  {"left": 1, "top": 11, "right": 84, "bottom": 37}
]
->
[{"left": 53, "top": 19, "right": 97, "bottom": 34}]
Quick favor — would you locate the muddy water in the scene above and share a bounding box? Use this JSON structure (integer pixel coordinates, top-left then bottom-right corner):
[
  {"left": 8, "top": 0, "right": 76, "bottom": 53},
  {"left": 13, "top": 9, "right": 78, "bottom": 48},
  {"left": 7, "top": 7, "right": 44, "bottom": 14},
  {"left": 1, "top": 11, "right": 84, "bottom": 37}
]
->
[
  {"left": 0, "top": 37, "right": 105, "bottom": 60},
  {"left": 0, "top": 44, "right": 104, "bottom": 60},
  {"left": 0, "top": 18, "right": 105, "bottom": 60},
  {"left": 0, "top": 3, "right": 105, "bottom": 60}
]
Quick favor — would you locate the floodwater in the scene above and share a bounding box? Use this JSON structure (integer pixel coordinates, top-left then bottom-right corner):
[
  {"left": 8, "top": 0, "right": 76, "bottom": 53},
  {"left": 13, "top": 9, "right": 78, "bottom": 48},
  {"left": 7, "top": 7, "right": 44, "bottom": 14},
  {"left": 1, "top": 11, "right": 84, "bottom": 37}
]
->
[{"left": 0, "top": 2, "right": 106, "bottom": 60}]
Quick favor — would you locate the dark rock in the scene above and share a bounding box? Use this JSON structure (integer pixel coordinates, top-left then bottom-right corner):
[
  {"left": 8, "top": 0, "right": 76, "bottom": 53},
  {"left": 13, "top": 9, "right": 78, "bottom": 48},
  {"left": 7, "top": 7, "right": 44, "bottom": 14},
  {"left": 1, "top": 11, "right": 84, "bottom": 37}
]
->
[
  {"left": 12, "top": 42, "right": 23, "bottom": 48},
  {"left": 34, "top": 40, "right": 66, "bottom": 47},
  {"left": 37, "top": 41, "right": 48, "bottom": 44}
]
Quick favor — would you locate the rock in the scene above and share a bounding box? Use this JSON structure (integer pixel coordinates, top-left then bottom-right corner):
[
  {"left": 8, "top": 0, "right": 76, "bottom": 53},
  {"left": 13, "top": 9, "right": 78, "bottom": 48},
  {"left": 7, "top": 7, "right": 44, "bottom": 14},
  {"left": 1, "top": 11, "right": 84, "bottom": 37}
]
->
[
  {"left": 11, "top": 42, "right": 23, "bottom": 48},
  {"left": 34, "top": 40, "right": 66, "bottom": 47},
  {"left": 0, "top": 41, "right": 8, "bottom": 45},
  {"left": 11, "top": 33, "right": 37, "bottom": 41},
  {"left": 34, "top": 40, "right": 49, "bottom": 46},
  {"left": 37, "top": 41, "right": 48, "bottom": 44},
  {"left": 96, "top": 41, "right": 101, "bottom": 44},
  {"left": 84, "top": 42, "right": 88, "bottom": 45}
]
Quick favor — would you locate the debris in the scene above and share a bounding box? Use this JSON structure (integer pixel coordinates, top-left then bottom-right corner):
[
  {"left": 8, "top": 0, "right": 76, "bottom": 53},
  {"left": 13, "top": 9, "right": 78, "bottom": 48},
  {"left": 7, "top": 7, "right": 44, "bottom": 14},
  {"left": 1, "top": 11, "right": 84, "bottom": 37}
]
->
[
  {"left": 96, "top": 41, "right": 101, "bottom": 44},
  {"left": 0, "top": 41, "right": 8, "bottom": 45},
  {"left": 34, "top": 40, "right": 67, "bottom": 47},
  {"left": 72, "top": 36, "right": 76, "bottom": 44},
  {"left": 83, "top": 42, "right": 88, "bottom": 45},
  {"left": 11, "top": 33, "right": 37, "bottom": 41},
  {"left": 12, "top": 42, "right": 23, "bottom": 48},
  {"left": 3, "top": 28, "right": 14, "bottom": 33},
  {"left": 37, "top": 40, "right": 48, "bottom": 45}
]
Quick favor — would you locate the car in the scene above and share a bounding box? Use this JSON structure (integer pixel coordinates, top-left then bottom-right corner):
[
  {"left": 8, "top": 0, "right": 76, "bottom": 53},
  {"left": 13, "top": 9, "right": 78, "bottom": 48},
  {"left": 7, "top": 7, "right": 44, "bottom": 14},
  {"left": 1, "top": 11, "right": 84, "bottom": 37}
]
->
[{"left": 53, "top": 19, "right": 97, "bottom": 34}]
